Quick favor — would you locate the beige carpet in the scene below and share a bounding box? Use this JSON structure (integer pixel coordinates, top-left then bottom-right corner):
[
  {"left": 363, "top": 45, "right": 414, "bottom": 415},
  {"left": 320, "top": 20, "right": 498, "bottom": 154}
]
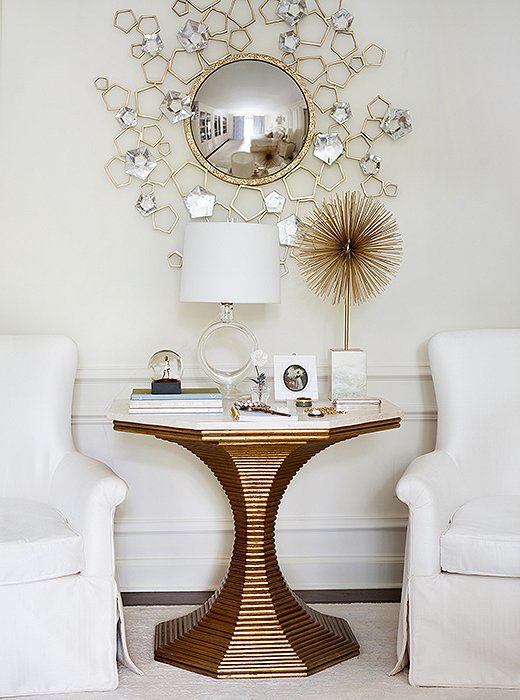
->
[{"left": 33, "top": 604, "right": 517, "bottom": 699}]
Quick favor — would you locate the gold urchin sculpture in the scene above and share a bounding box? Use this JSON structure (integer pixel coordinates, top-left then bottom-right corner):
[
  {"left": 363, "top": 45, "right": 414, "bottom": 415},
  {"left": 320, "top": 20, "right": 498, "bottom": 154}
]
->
[{"left": 298, "top": 191, "right": 402, "bottom": 349}]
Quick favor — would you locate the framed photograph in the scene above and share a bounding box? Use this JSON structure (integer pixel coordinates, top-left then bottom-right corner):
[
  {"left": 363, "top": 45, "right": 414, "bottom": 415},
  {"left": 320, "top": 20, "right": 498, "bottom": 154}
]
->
[{"left": 273, "top": 355, "right": 318, "bottom": 401}]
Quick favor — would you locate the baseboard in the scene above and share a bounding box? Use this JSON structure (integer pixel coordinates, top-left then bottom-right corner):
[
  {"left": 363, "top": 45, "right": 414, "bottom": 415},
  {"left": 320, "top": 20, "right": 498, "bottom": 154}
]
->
[
  {"left": 121, "top": 588, "right": 402, "bottom": 606},
  {"left": 116, "top": 553, "right": 405, "bottom": 592}
]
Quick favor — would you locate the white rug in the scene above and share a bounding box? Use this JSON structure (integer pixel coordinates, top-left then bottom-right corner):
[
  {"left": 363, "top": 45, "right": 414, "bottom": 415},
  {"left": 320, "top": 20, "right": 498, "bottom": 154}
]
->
[{"left": 33, "top": 604, "right": 516, "bottom": 699}]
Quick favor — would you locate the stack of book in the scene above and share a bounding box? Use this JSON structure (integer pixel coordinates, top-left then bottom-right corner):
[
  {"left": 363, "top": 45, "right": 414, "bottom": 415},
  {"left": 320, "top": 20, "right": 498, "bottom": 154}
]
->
[{"left": 129, "top": 388, "right": 223, "bottom": 414}]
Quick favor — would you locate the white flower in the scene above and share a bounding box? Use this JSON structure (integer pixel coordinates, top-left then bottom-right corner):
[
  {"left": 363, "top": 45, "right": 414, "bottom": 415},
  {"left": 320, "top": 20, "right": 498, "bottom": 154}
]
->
[{"left": 250, "top": 349, "right": 268, "bottom": 367}]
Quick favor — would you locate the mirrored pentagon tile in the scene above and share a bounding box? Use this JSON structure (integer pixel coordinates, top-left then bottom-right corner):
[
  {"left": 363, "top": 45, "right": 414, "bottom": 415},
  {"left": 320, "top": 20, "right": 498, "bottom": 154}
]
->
[
  {"left": 115, "top": 106, "right": 138, "bottom": 129},
  {"left": 135, "top": 193, "right": 157, "bottom": 216},
  {"left": 264, "top": 191, "right": 286, "bottom": 214},
  {"left": 142, "top": 32, "right": 164, "bottom": 56},
  {"left": 278, "top": 214, "right": 302, "bottom": 246},
  {"left": 279, "top": 30, "right": 300, "bottom": 54},
  {"left": 177, "top": 20, "right": 209, "bottom": 53},
  {"left": 276, "top": 0, "right": 307, "bottom": 26},
  {"left": 184, "top": 185, "right": 216, "bottom": 218},
  {"left": 125, "top": 147, "right": 157, "bottom": 180},
  {"left": 380, "top": 107, "right": 412, "bottom": 140},
  {"left": 160, "top": 91, "right": 192, "bottom": 124},
  {"left": 313, "top": 133, "right": 344, "bottom": 165},
  {"left": 332, "top": 8, "right": 354, "bottom": 31},
  {"left": 360, "top": 153, "right": 382, "bottom": 175},
  {"left": 331, "top": 101, "right": 352, "bottom": 124}
]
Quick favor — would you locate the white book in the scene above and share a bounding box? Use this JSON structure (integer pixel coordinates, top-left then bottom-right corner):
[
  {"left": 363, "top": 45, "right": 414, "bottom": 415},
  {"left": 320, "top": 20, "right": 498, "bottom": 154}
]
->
[
  {"left": 128, "top": 407, "right": 223, "bottom": 415},
  {"left": 129, "top": 400, "right": 222, "bottom": 409}
]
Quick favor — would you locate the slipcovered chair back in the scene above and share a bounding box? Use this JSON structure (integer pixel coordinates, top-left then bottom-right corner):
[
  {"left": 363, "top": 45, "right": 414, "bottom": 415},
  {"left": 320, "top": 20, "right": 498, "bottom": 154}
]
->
[
  {"left": 0, "top": 335, "right": 76, "bottom": 499},
  {"left": 429, "top": 329, "right": 520, "bottom": 494}
]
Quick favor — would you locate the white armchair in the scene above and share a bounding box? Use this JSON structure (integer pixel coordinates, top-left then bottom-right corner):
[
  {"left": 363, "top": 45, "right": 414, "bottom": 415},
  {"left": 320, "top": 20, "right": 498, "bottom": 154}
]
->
[
  {"left": 0, "top": 335, "right": 139, "bottom": 696},
  {"left": 392, "top": 329, "right": 520, "bottom": 688}
]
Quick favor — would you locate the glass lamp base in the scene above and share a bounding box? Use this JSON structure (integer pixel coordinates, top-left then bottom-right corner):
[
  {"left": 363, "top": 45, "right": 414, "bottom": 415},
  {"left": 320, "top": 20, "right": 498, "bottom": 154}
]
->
[{"left": 198, "top": 318, "right": 258, "bottom": 398}]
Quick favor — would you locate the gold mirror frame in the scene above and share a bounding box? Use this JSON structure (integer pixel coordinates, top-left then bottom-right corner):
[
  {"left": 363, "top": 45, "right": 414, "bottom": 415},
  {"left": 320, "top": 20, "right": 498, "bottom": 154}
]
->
[{"left": 184, "top": 53, "right": 316, "bottom": 188}]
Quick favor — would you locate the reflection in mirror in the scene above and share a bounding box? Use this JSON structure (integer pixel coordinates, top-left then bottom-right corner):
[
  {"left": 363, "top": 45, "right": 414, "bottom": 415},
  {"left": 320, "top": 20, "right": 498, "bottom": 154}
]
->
[{"left": 190, "top": 58, "right": 310, "bottom": 182}]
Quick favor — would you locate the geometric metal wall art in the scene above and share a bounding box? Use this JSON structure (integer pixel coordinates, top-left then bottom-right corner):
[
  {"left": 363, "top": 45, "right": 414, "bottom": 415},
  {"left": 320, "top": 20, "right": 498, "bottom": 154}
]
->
[{"left": 95, "top": 2, "right": 412, "bottom": 272}]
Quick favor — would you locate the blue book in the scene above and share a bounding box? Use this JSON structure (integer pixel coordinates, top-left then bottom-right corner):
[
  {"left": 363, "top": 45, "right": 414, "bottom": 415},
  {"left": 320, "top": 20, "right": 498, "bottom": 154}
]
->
[{"left": 131, "top": 388, "right": 221, "bottom": 401}]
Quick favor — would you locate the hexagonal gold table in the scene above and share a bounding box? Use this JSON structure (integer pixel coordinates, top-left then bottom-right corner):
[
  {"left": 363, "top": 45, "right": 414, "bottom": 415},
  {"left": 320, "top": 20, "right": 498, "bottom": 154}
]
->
[{"left": 111, "top": 399, "right": 401, "bottom": 679}]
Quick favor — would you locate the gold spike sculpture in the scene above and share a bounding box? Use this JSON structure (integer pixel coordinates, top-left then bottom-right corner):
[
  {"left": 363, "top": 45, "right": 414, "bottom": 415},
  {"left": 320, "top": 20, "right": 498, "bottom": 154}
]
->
[{"left": 298, "top": 191, "right": 402, "bottom": 350}]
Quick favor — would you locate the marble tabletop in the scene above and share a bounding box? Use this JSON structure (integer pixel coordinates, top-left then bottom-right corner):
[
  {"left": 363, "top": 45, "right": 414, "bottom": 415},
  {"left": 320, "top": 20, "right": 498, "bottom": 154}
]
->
[{"left": 108, "top": 398, "right": 402, "bottom": 433}]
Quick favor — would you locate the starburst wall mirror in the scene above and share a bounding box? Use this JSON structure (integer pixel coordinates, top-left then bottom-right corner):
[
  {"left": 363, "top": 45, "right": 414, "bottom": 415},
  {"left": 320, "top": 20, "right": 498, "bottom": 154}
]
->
[{"left": 95, "top": 2, "right": 413, "bottom": 271}]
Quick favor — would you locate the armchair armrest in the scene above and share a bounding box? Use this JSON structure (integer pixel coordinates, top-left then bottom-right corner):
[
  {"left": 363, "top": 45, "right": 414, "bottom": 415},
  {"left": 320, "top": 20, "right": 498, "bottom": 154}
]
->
[
  {"left": 396, "top": 450, "right": 464, "bottom": 576},
  {"left": 49, "top": 452, "right": 127, "bottom": 577}
]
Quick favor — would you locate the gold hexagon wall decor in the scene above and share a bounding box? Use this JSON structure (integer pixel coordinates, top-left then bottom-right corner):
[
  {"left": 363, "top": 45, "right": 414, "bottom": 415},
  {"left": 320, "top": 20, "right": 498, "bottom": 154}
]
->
[
  {"left": 104, "top": 156, "right": 132, "bottom": 188},
  {"left": 296, "top": 10, "right": 330, "bottom": 47},
  {"left": 229, "top": 28, "right": 253, "bottom": 52},
  {"left": 152, "top": 204, "right": 179, "bottom": 233},
  {"left": 168, "top": 48, "right": 204, "bottom": 85},
  {"left": 172, "top": 0, "right": 189, "bottom": 17},
  {"left": 102, "top": 84, "right": 131, "bottom": 111},
  {"left": 140, "top": 124, "right": 164, "bottom": 148},
  {"left": 168, "top": 249, "right": 184, "bottom": 267},
  {"left": 113, "top": 9, "right": 138, "bottom": 33},
  {"left": 367, "top": 95, "right": 391, "bottom": 120},
  {"left": 94, "top": 76, "right": 109, "bottom": 91},
  {"left": 142, "top": 54, "right": 170, "bottom": 84},
  {"left": 96, "top": 2, "right": 412, "bottom": 273},
  {"left": 114, "top": 127, "right": 141, "bottom": 156},
  {"left": 136, "top": 15, "right": 160, "bottom": 35},
  {"left": 230, "top": 186, "right": 266, "bottom": 222}
]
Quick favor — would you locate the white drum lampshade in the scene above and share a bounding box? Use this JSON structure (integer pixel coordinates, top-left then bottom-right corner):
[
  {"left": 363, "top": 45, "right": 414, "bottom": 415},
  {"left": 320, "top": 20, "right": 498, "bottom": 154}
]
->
[{"left": 180, "top": 222, "right": 281, "bottom": 304}]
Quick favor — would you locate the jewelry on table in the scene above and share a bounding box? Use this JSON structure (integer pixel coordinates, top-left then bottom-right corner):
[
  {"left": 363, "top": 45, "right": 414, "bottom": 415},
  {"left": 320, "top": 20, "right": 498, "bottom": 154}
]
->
[
  {"left": 231, "top": 400, "right": 292, "bottom": 420},
  {"left": 304, "top": 405, "right": 348, "bottom": 416},
  {"left": 307, "top": 408, "right": 325, "bottom": 417}
]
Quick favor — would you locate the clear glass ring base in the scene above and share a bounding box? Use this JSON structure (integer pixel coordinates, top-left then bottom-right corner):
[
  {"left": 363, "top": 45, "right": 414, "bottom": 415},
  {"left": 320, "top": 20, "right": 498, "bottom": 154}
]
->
[{"left": 197, "top": 319, "right": 258, "bottom": 398}]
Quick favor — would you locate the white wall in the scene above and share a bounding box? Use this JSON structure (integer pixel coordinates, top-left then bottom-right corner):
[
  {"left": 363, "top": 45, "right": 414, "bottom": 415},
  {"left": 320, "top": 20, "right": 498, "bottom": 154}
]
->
[{"left": 1, "top": 0, "right": 519, "bottom": 591}]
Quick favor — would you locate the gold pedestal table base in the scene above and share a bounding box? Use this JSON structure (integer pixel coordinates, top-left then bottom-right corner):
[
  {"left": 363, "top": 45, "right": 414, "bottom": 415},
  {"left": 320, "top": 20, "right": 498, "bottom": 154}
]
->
[{"left": 112, "top": 402, "right": 401, "bottom": 678}]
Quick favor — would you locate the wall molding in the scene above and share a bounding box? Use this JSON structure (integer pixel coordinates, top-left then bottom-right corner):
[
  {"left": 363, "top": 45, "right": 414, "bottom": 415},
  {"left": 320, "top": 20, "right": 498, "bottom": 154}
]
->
[
  {"left": 115, "top": 513, "right": 407, "bottom": 535},
  {"left": 114, "top": 514, "right": 407, "bottom": 591},
  {"left": 73, "top": 363, "right": 437, "bottom": 422},
  {"left": 76, "top": 362, "right": 432, "bottom": 383}
]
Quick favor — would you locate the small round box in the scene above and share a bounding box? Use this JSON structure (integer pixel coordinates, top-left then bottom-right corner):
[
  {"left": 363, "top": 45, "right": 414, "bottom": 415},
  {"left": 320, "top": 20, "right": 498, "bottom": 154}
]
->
[{"left": 295, "top": 397, "right": 312, "bottom": 408}]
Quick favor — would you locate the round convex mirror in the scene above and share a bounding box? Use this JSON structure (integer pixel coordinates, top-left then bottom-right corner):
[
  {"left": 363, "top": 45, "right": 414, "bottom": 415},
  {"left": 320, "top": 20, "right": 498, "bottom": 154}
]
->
[{"left": 185, "top": 54, "right": 315, "bottom": 186}]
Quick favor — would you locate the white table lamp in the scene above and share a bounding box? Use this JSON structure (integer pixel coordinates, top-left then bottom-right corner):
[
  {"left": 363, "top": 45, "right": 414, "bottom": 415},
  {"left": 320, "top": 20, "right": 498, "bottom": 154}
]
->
[{"left": 180, "top": 222, "right": 280, "bottom": 396}]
